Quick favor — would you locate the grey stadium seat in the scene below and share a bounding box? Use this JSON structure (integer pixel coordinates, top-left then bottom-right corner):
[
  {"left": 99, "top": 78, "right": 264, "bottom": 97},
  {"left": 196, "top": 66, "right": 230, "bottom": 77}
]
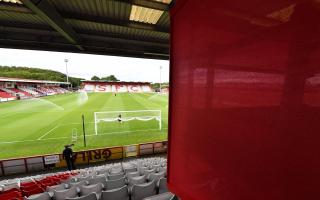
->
[
  {"left": 128, "top": 175, "right": 147, "bottom": 187},
  {"left": 47, "top": 183, "right": 69, "bottom": 196},
  {"left": 96, "top": 169, "right": 109, "bottom": 175},
  {"left": 76, "top": 177, "right": 91, "bottom": 183},
  {"left": 87, "top": 176, "right": 107, "bottom": 188},
  {"left": 101, "top": 185, "right": 129, "bottom": 200},
  {"left": 24, "top": 192, "right": 51, "bottom": 200},
  {"left": 53, "top": 187, "right": 78, "bottom": 200},
  {"left": 132, "top": 181, "right": 157, "bottom": 200},
  {"left": 148, "top": 171, "right": 166, "bottom": 183},
  {"left": 142, "top": 192, "right": 174, "bottom": 200},
  {"left": 158, "top": 178, "right": 168, "bottom": 194},
  {"left": 109, "top": 167, "right": 123, "bottom": 175},
  {"left": 127, "top": 171, "right": 140, "bottom": 179},
  {"left": 66, "top": 193, "right": 97, "bottom": 200},
  {"left": 107, "top": 172, "right": 125, "bottom": 180},
  {"left": 105, "top": 177, "right": 126, "bottom": 190},
  {"left": 69, "top": 181, "right": 88, "bottom": 189},
  {"left": 139, "top": 167, "right": 148, "bottom": 175},
  {"left": 125, "top": 167, "right": 137, "bottom": 174},
  {"left": 144, "top": 169, "right": 156, "bottom": 178},
  {"left": 80, "top": 183, "right": 103, "bottom": 197}
]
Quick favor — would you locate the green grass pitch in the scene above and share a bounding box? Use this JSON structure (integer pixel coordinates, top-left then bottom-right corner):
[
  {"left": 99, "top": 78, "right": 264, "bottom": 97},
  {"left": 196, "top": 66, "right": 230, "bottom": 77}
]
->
[{"left": 0, "top": 93, "right": 168, "bottom": 159}]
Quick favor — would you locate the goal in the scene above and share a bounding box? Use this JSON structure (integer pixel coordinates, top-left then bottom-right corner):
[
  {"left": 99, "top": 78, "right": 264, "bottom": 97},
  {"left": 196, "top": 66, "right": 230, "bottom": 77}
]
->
[{"left": 94, "top": 110, "right": 162, "bottom": 135}]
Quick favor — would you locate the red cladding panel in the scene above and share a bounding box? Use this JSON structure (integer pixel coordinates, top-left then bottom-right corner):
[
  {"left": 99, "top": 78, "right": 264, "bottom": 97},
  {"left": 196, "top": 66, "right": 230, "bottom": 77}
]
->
[{"left": 168, "top": 0, "right": 320, "bottom": 199}]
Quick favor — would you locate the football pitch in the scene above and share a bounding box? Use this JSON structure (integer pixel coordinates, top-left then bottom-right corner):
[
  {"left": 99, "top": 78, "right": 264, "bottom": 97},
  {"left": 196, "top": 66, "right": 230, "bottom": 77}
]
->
[{"left": 0, "top": 93, "right": 168, "bottom": 159}]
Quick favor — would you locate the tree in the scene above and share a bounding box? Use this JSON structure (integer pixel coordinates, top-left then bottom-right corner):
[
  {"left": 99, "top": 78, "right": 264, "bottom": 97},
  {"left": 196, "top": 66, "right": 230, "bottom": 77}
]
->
[
  {"left": 100, "top": 75, "right": 119, "bottom": 82},
  {"left": 91, "top": 75, "right": 100, "bottom": 80},
  {"left": 0, "top": 65, "right": 82, "bottom": 87}
]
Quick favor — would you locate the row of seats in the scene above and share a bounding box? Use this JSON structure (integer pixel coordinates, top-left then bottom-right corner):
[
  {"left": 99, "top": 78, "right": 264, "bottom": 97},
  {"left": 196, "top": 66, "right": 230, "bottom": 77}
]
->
[
  {"left": 0, "top": 86, "right": 69, "bottom": 102},
  {"left": 10, "top": 88, "right": 32, "bottom": 97},
  {"left": 0, "top": 157, "right": 172, "bottom": 200},
  {"left": 0, "top": 172, "right": 78, "bottom": 200},
  {"left": 0, "top": 90, "right": 15, "bottom": 98}
]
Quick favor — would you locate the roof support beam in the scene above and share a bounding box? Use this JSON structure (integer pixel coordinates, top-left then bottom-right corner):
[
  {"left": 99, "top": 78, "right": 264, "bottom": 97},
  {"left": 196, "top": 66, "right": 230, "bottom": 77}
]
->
[{"left": 20, "top": 0, "right": 83, "bottom": 50}]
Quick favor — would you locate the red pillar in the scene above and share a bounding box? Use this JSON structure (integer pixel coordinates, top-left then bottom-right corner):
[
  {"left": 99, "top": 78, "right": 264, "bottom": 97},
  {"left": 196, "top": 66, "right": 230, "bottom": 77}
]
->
[{"left": 168, "top": 1, "right": 320, "bottom": 199}]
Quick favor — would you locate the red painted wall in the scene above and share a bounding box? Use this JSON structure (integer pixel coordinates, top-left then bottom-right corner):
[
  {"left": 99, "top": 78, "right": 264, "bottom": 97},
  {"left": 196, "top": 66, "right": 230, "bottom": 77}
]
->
[{"left": 168, "top": 1, "right": 320, "bottom": 199}]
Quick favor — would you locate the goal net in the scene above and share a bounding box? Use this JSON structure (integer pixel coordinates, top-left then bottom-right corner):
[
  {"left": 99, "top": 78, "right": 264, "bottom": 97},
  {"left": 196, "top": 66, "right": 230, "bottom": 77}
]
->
[{"left": 94, "top": 110, "right": 161, "bottom": 135}]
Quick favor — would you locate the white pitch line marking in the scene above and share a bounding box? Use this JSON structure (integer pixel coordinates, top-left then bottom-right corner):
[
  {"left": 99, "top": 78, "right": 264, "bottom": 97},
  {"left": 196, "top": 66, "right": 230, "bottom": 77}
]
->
[
  {"left": 37, "top": 124, "right": 60, "bottom": 140},
  {"left": 0, "top": 128, "right": 168, "bottom": 144}
]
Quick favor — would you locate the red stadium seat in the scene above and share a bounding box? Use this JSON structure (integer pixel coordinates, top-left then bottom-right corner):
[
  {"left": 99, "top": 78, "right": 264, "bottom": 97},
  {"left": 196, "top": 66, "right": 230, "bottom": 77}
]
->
[
  {"left": 0, "top": 191, "right": 22, "bottom": 200},
  {"left": 22, "top": 186, "right": 44, "bottom": 197}
]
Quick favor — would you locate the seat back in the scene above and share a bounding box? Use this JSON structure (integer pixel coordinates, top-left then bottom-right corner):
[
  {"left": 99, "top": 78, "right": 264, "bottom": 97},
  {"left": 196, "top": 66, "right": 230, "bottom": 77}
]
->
[
  {"left": 109, "top": 167, "right": 123, "bottom": 175},
  {"left": 127, "top": 171, "right": 140, "bottom": 179},
  {"left": 128, "top": 175, "right": 146, "bottom": 186},
  {"left": 139, "top": 167, "right": 148, "bottom": 175},
  {"left": 142, "top": 192, "right": 174, "bottom": 200},
  {"left": 107, "top": 172, "right": 125, "bottom": 180},
  {"left": 101, "top": 185, "right": 129, "bottom": 200},
  {"left": 24, "top": 192, "right": 51, "bottom": 200},
  {"left": 65, "top": 193, "right": 97, "bottom": 200},
  {"left": 76, "top": 177, "right": 91, "bottom": 183},
  {"left": 105, "top": 177, "right": 126, "bottom": 190},
  {"left": 148, "top": 171, "right": 166, "bottom": 183},
  {"left": 144, "top": 169, "right": 156, "bottom": 177},
  {"left": 69, "top": 181, "right": 87, "bottom": 189},
  {"left": 47, "top": 183, "right": 68, "bottom": 193},
  {"left": 53, "top": 187, "right": 78, "bottom": 200},
  {"left": 88, "top": 176, "right": 107, "bottom": 188},
  {"left": 124, "top": 167, "right": 137, "bottom": 174},
  {"left": 132, "top": 181, "right": 156, "bottom": 200},
  {"left": 80, "top": 183, "right": 103, "bottom": 197}
]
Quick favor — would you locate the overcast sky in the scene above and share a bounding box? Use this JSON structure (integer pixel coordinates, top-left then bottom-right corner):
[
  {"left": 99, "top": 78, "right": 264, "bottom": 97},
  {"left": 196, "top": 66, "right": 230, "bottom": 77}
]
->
[{"left": 0, "top": 48, "right": 169, "bottom": 83}]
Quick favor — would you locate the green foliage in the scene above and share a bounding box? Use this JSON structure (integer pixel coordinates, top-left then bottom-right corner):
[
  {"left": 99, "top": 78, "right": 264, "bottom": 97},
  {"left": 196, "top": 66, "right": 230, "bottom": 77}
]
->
[
  {"left": 91, "top": 75, "right": 100, "bottom": 80},
  {"left": 151, "top": 82, "right": 169, "bottom": 90},
  {"left": 0, "top": 66, "right": 83, "bottom": 87},
  {"left": 100, "top": 75, "right": 119, "bottom": 82}
]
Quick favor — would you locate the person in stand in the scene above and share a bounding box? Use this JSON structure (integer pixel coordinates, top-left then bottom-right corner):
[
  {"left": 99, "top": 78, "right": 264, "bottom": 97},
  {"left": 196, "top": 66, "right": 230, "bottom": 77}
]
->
[{"left": 63, "top": 144, "right": 75, "bottom": 171}]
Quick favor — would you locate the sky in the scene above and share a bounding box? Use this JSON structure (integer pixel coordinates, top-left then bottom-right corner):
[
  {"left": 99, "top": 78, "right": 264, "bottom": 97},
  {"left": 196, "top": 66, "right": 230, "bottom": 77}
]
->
[{"left": 0, "top": 48, "right": 169, "bottom": 83}]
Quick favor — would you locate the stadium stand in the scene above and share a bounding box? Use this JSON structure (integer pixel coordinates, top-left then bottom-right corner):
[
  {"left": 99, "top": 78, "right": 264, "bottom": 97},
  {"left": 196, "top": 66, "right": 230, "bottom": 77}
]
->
[
  {"left": 0, "top": 78, "right": 69, "bottom": 102},
  {"left": 19, "top": 87, "right": 42, "bottom": 97},
  {"left": 82, "top": 81, "right": 152, "bottom": 93},
  {"left": 0, "top": 157, "right": 172, "bottom": 200},
  {"left": 7, "top": 88, "right": 32, "bottom": 98},
  {"left": 0, "top": 89, "right": 16, "bottom": 101}
]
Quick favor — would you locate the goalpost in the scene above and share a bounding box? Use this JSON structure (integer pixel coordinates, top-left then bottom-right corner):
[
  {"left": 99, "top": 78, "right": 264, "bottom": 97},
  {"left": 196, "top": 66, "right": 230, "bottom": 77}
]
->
[{"left": 94, "top": 110, "right": 162, "bottom": 135}]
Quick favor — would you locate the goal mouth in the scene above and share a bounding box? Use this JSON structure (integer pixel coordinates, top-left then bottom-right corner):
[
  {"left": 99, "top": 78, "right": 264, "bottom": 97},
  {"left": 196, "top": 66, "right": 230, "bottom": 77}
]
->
[{"left": 94, "top": 110, "right": 162, "bottom": 135}]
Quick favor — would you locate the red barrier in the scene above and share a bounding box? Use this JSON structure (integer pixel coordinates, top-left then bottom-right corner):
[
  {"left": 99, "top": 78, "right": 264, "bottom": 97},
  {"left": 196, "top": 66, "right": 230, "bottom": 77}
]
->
[{"left": 0, "top": 141, "right": 167, "bottom": 176}]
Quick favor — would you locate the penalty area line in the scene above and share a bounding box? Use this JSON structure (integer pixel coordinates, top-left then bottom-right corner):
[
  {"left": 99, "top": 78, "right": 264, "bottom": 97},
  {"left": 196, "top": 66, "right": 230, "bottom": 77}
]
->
[
  {"left": 37, "top": 124, "right": 60, "bottom": 140},
  {"left": 0, "top": 127, "right": 168, "bottom": 144}
]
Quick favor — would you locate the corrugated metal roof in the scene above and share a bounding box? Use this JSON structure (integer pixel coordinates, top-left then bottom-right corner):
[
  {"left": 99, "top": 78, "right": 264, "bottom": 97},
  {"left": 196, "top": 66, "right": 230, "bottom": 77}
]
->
[
  {"left": 48, "top": 0, "right": 131, "bottom": 20},
  {"left": 157, "top": 11, "right": 169, "bottom": 27},
  {"left": 0, "top": 0, "right": 170, "bottom": 59},
  {"left": 0, "top": 11, "right": 47, "bottom": 25},
  {"left": 66, "top": 18, "right": 169, "bottom": 41}
]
